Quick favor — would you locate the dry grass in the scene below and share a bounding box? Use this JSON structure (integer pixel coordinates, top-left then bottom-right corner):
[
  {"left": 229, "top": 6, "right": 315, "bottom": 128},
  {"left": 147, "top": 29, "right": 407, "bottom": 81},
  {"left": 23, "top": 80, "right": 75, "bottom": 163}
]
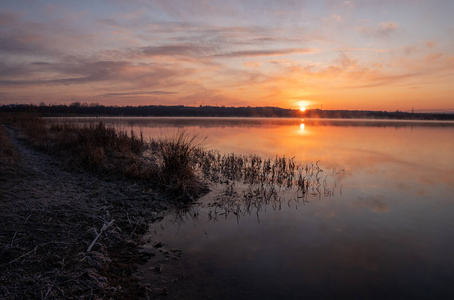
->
[
  {"left": 157, "top": 131, "right": 208, "bottom": 202},
  {"left": 0, "top": 126, "right": 20, "bottom": 166},
  {"left": 47, "top": 121, "right": 151, "bottom": 176},
  {"left": 9, "top": 115, "right": 154, "bottom": 179},
  {"left": 7, "top": 114, "right": 208, "bottom": 202}
]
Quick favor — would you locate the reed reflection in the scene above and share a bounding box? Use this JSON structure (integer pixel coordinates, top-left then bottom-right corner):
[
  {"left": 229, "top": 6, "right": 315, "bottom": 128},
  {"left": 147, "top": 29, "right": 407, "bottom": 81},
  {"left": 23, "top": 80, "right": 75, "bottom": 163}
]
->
[
  {"left": 205, "top": 173, "right": 341, "bottom": 225},
  {"left": 162, "top": 150, "right": 343, "bottom": 226}
]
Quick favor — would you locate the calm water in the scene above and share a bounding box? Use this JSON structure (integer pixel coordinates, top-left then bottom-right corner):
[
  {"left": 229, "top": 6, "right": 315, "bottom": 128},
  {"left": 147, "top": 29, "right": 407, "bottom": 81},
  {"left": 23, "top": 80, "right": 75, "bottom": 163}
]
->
[{"left": 72, "top": 117, "right": 454, "bottom": 299}]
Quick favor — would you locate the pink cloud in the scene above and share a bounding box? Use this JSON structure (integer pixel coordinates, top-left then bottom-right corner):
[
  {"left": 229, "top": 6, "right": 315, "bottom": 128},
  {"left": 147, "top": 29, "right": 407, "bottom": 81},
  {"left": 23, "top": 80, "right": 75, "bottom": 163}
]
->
[{"left": 357, "top": 21, "right": 399, "bottom": 38}]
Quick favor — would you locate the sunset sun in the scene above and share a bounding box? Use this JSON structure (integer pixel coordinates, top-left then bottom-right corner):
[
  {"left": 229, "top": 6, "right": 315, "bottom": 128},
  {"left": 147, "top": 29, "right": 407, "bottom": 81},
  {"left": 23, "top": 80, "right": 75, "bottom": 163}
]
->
[{"left": 297, "top": 100, "right": 311, "bottom": 112}]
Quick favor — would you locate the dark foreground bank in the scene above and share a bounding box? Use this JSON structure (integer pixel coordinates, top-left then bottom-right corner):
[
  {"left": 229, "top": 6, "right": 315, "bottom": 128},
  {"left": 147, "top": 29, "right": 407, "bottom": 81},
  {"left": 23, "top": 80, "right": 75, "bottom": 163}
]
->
[{"left": 0, "top": 123, "right": 179, "bottom": 298}]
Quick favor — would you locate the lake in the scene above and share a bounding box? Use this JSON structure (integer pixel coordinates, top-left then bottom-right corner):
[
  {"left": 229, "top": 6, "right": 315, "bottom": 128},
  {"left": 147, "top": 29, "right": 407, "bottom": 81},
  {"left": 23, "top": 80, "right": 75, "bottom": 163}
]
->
[{"left": 72, "top": 117, "right": 454, "bottom": 299}]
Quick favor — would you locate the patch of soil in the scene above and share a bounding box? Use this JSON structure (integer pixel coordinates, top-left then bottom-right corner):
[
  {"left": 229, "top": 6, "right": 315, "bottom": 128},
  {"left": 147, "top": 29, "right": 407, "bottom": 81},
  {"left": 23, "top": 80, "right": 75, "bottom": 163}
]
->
[{"left": 0, "top": 126, "right": 170, "bottom": 299}]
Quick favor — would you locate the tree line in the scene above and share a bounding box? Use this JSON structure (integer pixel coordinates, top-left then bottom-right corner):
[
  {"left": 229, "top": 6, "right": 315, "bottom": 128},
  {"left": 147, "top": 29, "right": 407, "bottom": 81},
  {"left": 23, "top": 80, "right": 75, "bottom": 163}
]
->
[{"left": 1, "top": 102, "right": 453, "bottom": 120}]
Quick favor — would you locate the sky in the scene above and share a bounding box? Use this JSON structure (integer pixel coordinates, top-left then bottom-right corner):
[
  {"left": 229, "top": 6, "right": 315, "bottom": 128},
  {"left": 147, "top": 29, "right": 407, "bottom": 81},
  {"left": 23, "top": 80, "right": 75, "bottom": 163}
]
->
[{"left": 0, "top": 0, "right": 453, "bottom": 111}]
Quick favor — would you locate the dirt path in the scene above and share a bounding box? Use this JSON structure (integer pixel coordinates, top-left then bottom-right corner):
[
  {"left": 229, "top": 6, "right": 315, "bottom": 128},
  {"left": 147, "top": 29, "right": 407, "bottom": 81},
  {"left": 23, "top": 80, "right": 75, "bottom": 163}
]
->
[{"left": 0, "top": 126, "right": 168, "bottom": 299}]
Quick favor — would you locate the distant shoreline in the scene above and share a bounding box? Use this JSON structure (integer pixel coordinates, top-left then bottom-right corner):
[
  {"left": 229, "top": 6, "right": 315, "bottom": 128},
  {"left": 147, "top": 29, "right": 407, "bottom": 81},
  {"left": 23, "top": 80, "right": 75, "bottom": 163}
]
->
[{"left": 1, "top": 103, "right": 454, "bottom": 120}]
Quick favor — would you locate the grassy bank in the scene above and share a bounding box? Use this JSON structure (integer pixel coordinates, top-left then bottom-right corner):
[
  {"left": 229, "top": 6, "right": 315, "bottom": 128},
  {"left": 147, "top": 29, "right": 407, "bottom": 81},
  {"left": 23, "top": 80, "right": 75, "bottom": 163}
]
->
[{"left": 4, "top": 114, "right": 207, "bottom": 202}]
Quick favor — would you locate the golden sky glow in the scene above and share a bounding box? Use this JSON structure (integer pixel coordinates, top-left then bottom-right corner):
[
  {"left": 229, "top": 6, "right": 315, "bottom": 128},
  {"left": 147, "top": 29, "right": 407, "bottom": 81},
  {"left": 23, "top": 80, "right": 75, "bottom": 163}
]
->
[{"left": 0, "top": 0, "right": 453, "bottom": 112}]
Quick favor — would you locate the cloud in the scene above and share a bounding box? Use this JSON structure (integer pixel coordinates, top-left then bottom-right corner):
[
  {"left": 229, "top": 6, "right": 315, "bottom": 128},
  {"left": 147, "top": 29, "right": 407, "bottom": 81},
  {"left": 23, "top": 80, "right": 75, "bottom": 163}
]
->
[
  {"left": 0, "top": 10, "right": 19, "bottom": 25},
  {"left": 339, "top": 48, "right": 388, "bottom": 53},
  {"left": 322, "top": 14, "right": 342, "bottom": 23},
  {"left": 341, "top": 1, "right": 355, "bottom": 9},
  {"left": 425, "top": 53, "right": 443, "bottom": 62},
  {"left": 140, "top": 44, "right": 214, "bottom": 57},
  {"left": 98, "top": 91, "right": 177, "bottom": 97},
  {"left": 267, "top": 51, "right": 434, "bottom": 91},
  {"left": 213, "top": 48, "right": 316, "bottom": 58},
  {"left": 14, "top": 60, "right": 129, "bottom": 85},
  {"left": 358, "top": 21, "right": 399, "bottom": 38},
  {"left": 348, "top": 72, "right": 423, "bottom": 89},
  {"left": 243, "top": 61, "right": 262, "bottom": 68},
  {"left": 0, "top": 35, "right": 53, "bottom": 55},
  {"left": 402, "top": 45, "right": 418, "bottom": 55},
  {"left": 31, "top": 62, "right": 53, "bottom": 66},
  {"left": 426, "top": 41, "right": 435, "bottom": 48},
  {"left": 0, "top": 58, "right": 187, "bottom": 88}
]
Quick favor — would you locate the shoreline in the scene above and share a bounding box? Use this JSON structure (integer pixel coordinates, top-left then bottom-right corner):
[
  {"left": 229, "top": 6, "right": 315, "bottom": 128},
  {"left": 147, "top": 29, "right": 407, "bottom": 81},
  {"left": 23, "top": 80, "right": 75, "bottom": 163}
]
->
[{"left": 0, "top": 125, "right": 172, "bottom": 298}]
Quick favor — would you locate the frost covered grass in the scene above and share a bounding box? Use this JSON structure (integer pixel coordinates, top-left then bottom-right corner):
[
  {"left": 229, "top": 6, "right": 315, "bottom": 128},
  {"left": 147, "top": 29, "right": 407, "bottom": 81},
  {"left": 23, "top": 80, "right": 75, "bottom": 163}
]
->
[
  {"left": 0, "top": 126, "right": 19, "bottom": 166},
  {"left": 8, "top": 114, "right": 206, "bottom": 201}
]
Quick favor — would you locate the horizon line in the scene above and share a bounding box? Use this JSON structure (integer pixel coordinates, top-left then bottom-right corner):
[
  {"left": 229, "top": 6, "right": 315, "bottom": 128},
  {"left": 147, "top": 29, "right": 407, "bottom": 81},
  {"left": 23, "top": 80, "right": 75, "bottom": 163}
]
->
[{"left": 1, "top": 102, "right": 454, "bottom": 114}]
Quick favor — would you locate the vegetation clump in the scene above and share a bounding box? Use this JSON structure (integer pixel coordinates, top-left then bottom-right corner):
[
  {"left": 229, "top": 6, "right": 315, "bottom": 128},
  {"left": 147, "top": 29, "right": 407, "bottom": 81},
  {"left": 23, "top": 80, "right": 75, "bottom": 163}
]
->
[
  {"left": 6, "top": 114, "right": 207, "bottom": 201},
  {"left": 158, "top": 131, "right": 208, "bottom": 202}
]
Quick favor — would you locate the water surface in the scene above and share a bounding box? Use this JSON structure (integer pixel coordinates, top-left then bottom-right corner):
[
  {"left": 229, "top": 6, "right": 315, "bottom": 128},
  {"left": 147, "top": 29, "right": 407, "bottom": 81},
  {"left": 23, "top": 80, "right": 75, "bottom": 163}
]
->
[{"left": 70, "top": 117, "right": 454, "bottom": 299}]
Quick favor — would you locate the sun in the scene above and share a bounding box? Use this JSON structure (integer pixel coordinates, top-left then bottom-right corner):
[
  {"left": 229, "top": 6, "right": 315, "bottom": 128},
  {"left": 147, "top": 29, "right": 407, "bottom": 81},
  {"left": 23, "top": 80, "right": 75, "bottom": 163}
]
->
[{"left": 296, "top": 100, "right": 311, "bottom": 112}]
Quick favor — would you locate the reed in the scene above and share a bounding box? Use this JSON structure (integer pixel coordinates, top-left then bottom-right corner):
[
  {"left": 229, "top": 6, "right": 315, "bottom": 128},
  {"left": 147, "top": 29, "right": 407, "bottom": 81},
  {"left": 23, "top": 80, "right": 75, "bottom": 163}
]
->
[
  {"left": 193, "top": 148, "right": 323, "bottom": 191},
  {"left": 155, "top": 131, "right": 208, "bottom": 202},
  {"left": 190, "top": 148, "right": 338, "bottom": 221}
]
